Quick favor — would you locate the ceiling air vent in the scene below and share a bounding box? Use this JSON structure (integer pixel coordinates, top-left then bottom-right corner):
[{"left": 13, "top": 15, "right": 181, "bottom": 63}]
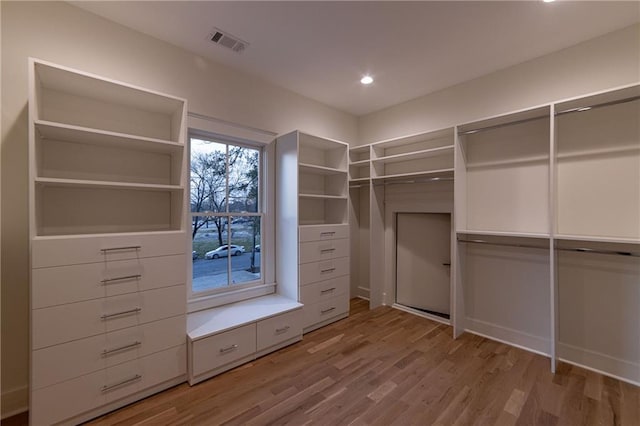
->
[{"left": 209, "top": 28, "right": 248, "bottom": 54}]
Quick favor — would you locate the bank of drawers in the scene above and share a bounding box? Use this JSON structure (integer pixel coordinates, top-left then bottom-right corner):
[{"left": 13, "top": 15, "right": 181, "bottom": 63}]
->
[
  {"left": 299, "top": 225, "right": 349, "bottom": 331},
  {"left": 31, "top": 232, "right": 187, "bottom": 424}
]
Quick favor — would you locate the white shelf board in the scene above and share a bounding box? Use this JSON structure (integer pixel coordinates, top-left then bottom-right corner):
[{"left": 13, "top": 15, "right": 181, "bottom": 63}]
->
[
  {"left": 349, "top": 177, "right": 370, "bottom": 184},
  {"left": 349, "top": 145, "right": 370, "bottom": 154},
  {"left": 371, "top": 168, "right": 454, "bottom": 183},
  {"left": 372, "top": 145, "right": 454, "bottom": 165},
  {"left": 35, "top": 120, "right": 183, "bottom": 153},
  {"left": 187, "top": 294, "right": 303, "bottom": 341},
  {"left": 35, "top": 177, "right": 183, "bottom": 192},
  {"left": 371, "top": 127, "right": 453, "bottom": 149},
  {"left": 32, "top": 229, "right": 184, "bottom": 242},
  {"left": 35, "top": 59, "right": 185, "bottom": 114},
  {"left": 299, "top": 193, "right": 348, "bottom": 200},
  {"left": 299, "top": 162, "right": 347, "bottom": 176},
  {"left": 554, "top": 234, "right": 640, "bottom": 245},
  {"left": 457, "top": 230, "right": 551, "bottom": 239},
  {"left": 349, "top": 159, "right": 370, "bottom": 167}
]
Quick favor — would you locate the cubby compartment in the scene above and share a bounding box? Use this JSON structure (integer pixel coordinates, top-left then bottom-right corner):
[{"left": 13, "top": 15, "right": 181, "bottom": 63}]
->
[
  {"left": 556, "top": 87, "right": 640, "bottom": 242},
  {"left": 457, "top": 106, "right": 550, "bottom": 236},
  {"left": 298, "top": 133, "right": 347, "bottom": 170},
  {"left": 35, "top": 122, "right": 183, "bottom": 186},
  {"left": 299, "top": 197, "right": 348, "bottom": 226},
  {"left": 299, "top": 165, "right": 348, "bottom": 197},
  {"left": 33, "top": 61, "right": 185, "bottom": 143},
  {"left": 35, "top": 183, "right": 183, "bottom": 236}
]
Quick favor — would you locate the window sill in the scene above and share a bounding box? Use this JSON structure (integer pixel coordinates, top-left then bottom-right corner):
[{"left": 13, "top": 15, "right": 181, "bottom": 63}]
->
[{"left": 188, "top": 282, "right": 276, "bottom": 313}]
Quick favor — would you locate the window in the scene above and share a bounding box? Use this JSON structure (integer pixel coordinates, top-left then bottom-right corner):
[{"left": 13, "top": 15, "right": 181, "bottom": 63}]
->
[{"left": 190, "top": 134, "right": 263, "bottom": 298}]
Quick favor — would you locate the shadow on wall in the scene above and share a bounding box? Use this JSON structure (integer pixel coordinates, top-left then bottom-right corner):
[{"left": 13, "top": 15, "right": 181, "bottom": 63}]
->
[{"left": 1, "top": 103, "right": 31, "bottom": 416}]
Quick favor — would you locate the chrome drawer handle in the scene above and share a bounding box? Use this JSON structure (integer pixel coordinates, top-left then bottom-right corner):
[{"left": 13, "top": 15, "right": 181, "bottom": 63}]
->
[
  {"left": 219, "top": 344, "right": 238, "bottom": 354},
  {"left": 101, "top": 374, "right": 142, "bottom": 393},
  {"left": 320, "top": 248, "right": 336, "bottom": 253},
  {"left": 102, "top": 341, "right": 141, "bottom": 356},
  {"left": 320, "top": 232, "right": 336, "bottom": 236},
  {"left": 101, "top": 246, "right": 141, "bottom": 253},
  {"left": 321, "top": 307, "right": 336, "bottom": 314},
  {"left": 275, "top": 326, "right": 290, "bottom": 334},
  {"left": 321, "top": 287, "right": 336, "bottom": 294},
  {"left": 100, "top": 274, "right": 142, "bottom": 284},
  {"left": 101, "top": 307, "right": 141, "bottom": 320},
  {"left": 320, "top": 268, "right": 336, "bottom": 273}
]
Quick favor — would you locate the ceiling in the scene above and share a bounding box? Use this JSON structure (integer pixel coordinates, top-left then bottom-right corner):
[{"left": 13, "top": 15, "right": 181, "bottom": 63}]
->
[{"left": 70, "top": 1, "right": 639, "bottom": 117}]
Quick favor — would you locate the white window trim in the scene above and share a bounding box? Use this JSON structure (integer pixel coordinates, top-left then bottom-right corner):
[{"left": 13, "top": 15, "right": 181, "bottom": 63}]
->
[{"left": 186, "top": 114, "right": 277, "bottom": 312}]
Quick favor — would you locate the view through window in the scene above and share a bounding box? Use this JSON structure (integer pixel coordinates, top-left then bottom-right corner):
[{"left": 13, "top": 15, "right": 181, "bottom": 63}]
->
[{"left": 190, "top": 136, "right": 262, "bottom": 295}]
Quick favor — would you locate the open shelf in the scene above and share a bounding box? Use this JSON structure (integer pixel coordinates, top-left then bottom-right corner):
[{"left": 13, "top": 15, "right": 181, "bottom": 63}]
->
[
  {"left": 349, "top": 145, "right": 370, "bottom": 163},
  {"left": 371, "top": 168, "right": 454, "bottom": 184},
  {"left": 457, "top": 230, "right": 550, "bottom": 240},
  {"left": 298, "top": 163, "right": 347, "bottom": 176},
  {"left": 298, "top": 133, "right": 348, "bottom": 170},
  {"left": 34, "top": 60, "right": 185, "bottom": 143},
  {"left": 372, "top": 145, "right": 454, "bottom": 165},
  {"left": 299, "top": 193, "right": 348, "bottom": 200}
]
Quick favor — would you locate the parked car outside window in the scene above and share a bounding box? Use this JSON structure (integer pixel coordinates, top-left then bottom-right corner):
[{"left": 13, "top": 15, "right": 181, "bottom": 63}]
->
[{"left": 205, "top": 245, "right": 245, "bottom": 259}]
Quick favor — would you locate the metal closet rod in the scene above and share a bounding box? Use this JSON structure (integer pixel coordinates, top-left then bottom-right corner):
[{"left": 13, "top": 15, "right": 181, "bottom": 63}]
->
[
  {"left": 458, "top": 114, "right": 548, "bottom": 136},
  {"left": 555, "top": 247, "right": 640, "bottom": 258},
  {"left": 457, "top": 238, "right": 547, "bottom": 250},
  {"left": 555, "top": 95, "right": 640, "bottom": 116},
  {"left": 372, "top": 177, "right": 454, "bottom": 187}
]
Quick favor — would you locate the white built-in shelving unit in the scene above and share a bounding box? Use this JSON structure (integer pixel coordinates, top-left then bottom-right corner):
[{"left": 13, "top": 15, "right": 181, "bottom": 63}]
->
[
  {"left": 276, "top": 131, "right": 351, "bottom": 333},
  {"left": 29, "top": 58, "right": 188, "bottom": 425}
]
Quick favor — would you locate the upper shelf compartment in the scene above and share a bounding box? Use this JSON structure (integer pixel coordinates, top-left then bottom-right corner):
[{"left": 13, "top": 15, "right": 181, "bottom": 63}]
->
[
  {"left": 298, "top": 133, "right": 348, "bottom": 171},
  {"left": 31, "top": 59, "right": 186, "bottom": 143},
  {"left": 369, "top": 127, "right": 454, "bottom": 181}
]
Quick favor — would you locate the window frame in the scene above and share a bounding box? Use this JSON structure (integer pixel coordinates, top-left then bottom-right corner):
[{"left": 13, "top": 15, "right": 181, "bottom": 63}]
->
[{"left": 187, "top": 128, "right": 275, "bottom": 311}]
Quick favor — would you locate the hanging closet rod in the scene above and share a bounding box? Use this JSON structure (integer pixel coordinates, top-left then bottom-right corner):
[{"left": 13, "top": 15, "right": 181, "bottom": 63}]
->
[
  {"left": 457, "top": 238, "right": 547, "bottom": 250},
  {"left": 458, "top": 114, "right": 548, "bottom": 136},
  {"left": 372, "top": 177, "right": 454, "bottom": 187},
  {"left": 555, "top": 247, "right": 640, "bottom": 258},
  {"left": 555, "top": 95, "right": 640, "bottom": 116}
]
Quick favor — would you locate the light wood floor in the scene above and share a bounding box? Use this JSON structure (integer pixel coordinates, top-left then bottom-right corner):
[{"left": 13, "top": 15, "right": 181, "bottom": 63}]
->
[{"left": 6, "top": 299, "right": 639, "bottom": 425}]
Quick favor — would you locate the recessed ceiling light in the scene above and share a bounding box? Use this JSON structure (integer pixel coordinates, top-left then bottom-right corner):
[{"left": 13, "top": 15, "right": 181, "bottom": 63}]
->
[
  {"left": 360, "top": 75, "right": 373, "bottom": 85},
  {"left": 543, "top": 0, "right": 555, "bottom": 3}
]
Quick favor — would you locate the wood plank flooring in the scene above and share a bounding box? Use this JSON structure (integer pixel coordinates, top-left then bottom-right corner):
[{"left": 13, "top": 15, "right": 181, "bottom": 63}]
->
[{"left": 6, "top": 299, "right": 639, "bottom": 425}]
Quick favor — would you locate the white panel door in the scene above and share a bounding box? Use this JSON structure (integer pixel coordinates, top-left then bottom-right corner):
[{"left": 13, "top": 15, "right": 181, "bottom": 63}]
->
[{"left": 396, "top": 213, "right": 451, "bottom": 315}]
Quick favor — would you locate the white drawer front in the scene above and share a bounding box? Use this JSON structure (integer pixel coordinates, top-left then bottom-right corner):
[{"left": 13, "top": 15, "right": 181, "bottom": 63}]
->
[
  {"left": 32, "top": 254, "right": 186, "bottom": 309},
  {"left": 32, "top": 232, "right": 186, "bottom": 268},
  {"left": 300, "top": 275, "right": 349, "bottom": 305},
  {"left": 33, "top": 285, "right": 185, "bottom": 349},
  {"left": 256, "top": 309, "right": 302, "bottom": 352},
  {"left": 299, "top": 238, "right": 349, "bottom": 264},
  {"left": 191, "top": 323, "right": 256, "bottom": 377},
  {"left": 31, "top": 345, "right": 186, "bottom": 426},
  {"left": 299, "top": 257, "right": 349, "bottom": 286},
  {"left": 32, "top": 315, "right": 185, "bottom": 390},
  {"left": 299, "top": 224, "right": 348, "bottom": 243},
  {"left": 303, "top": 295, "right": 350, "bottom": 329}
]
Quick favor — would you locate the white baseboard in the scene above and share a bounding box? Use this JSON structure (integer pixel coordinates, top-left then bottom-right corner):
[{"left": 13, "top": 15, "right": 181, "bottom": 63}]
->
[
  {"left": 1, "top": 384, "right": 28, "bottom": 419},
  {"left": 355, "top": 286, "right": 370, "bottom": 300},
  {"left": 558, "top": 342, "right": 640, "bottom": 386},
  {"left": 464, "top": 317, "right": 550, "bottom": 357},
  {"left": 392, "top": 303, "right": 450, "bottom": 326}
]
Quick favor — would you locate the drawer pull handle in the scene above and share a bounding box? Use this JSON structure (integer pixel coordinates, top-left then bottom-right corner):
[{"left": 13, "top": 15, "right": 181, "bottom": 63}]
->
[
  {"left": 100, "top": 274, "right": 142, "bottom": 284},
  {"left": 102, "top": 341, "right": 141, "bottom": 356},
  {"left": 321, "top": 307, "right": 336, "bottom": 314},
  {"left": 101, "top": 374, "right": 142, "bottom": 393},
  {"left": 101, "top": 246, "right": 141, "bottom": 253},
  {"left": 101, "top": 307, "right": 142, "bottom": 320},
  {"left": 275, "top": 326, "right": 290, "bottom": 334},
  {"left": 320, "top": 232, "right": 336, "bottom": 236},
  {"left": 321, "top": 268, "right": 336, "bottom": 273},
  {"left": 219, "top": 344, "right": 238, "bottom": 354},
  {"left": 320, "top": 248, "right": 336, "bottom": 253},
  {"left": 321, "top": 287, "right": 336, "bottom": 294}
]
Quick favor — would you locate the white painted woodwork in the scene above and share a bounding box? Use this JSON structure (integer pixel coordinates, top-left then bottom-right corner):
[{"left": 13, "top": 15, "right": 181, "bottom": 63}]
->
[
  {"left": 299, "top": 238, "right": 349, "bottom": 264},
  {"left": 32, "top": 254, "right": 186, "bottom": 308},
  {"left": 302, "top": 293, "right": 350, "bottom": 330},
  {"left": 299, "top": 257, "right": 350, "bottom": 286},
  {"left": 256, "top": 309, "right": 303, "bottom": 352},
  {"left": 299, "top": 224, "right": 349, "bottom": 242},
  {"left": 29, "top": 59, "right": 188, "bottom": 425},
  {"left": 300, "top": 275, "right": 349, "bottom": 305},
  {"left": 191, "top": 323, "right": 256, "bottom": 377}
]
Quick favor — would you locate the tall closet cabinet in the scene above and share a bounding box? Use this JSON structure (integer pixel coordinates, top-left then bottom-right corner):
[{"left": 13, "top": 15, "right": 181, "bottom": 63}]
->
[
  {"left": 28, "top": 59, "right": 188, "bottom": 424},
  {"left": 353, "top": 83, "right": 639, "bottom": 387}
]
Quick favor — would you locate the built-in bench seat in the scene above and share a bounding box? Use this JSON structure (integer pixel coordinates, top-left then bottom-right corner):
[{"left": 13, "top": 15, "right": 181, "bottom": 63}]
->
[{"left": 186, "top": 294, "right": 303, "bottom": 385}]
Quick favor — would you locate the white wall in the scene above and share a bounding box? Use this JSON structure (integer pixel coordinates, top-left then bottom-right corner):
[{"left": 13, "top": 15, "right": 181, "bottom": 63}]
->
[
  {"left": 0, "top": 1, "right": 357, "bottom": 416},
  {"left": 358, "top": 24, "right": 640, "bottom": 144}
]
